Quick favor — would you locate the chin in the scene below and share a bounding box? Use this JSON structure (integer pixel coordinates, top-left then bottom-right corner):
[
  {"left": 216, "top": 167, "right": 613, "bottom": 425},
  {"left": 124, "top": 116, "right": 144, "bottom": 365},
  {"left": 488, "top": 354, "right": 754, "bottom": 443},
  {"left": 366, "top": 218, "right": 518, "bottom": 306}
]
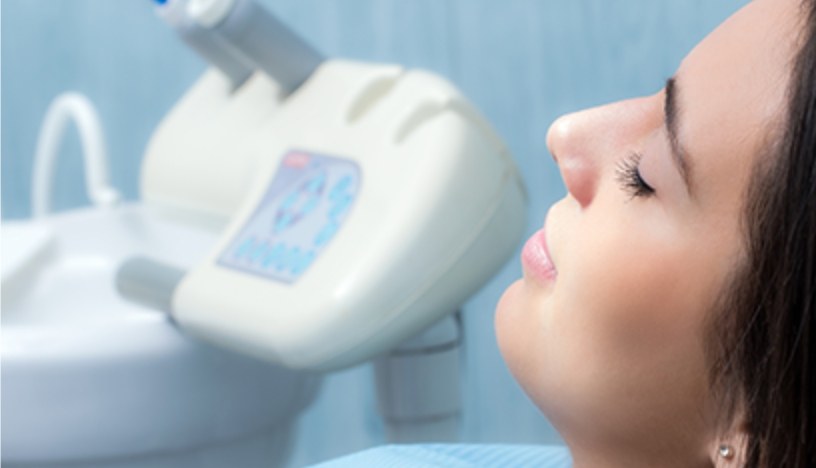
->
[
  {"left": 494, "top": 279, "right": 532, "bottom": 380},
  {"left": 495, "top": 277, "right": 560, "bottom": 412},
  {"left": 495, "top": 279, "right": 523, "bottom": 342}
]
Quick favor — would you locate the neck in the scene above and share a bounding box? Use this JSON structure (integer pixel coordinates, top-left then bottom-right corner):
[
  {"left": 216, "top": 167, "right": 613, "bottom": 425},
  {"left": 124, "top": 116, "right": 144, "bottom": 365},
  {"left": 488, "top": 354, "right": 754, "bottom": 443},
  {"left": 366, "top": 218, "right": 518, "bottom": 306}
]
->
[
  {"left": 561, "top": 427, "right": 715, "bottom": 468},
  {"left": 568, "top": 446, "right": 713, "bottom": 468}
]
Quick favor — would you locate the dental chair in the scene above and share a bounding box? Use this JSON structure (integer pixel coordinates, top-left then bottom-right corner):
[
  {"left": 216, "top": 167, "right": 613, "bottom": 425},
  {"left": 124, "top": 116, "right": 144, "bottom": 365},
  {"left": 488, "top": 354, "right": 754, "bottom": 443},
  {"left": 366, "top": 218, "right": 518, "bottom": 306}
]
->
[{"left": 2, "top": 1, "right": 529, "bottom": 466}]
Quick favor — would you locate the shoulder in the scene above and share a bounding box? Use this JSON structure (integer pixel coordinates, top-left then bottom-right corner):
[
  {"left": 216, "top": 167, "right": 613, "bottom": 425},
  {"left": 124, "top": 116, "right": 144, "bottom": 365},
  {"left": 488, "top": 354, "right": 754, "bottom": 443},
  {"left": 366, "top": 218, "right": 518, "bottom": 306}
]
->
[{"left": 309, "top": 443, "right": 572, "bottom": 468}]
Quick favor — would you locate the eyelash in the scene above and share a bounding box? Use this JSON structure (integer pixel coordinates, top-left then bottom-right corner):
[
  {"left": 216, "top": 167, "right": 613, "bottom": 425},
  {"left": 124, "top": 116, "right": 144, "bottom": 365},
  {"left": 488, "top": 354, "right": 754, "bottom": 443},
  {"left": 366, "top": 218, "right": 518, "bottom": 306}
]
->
[{"left": 616, "top": 153, "right": 655, "bottom": 199}]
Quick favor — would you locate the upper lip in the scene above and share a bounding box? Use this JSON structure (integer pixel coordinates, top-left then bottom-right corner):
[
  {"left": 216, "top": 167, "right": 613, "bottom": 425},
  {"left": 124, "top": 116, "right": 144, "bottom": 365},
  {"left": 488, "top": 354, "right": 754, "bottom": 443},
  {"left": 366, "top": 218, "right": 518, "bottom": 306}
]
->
[
  {"left": 543, "top": 224, "right": 556, "bottom": 273},
  {"left": 521, "top": 216, "right": 558, "bottom": 282},
  {"left": 542, "top": 212, "right": 555, "bottom": 266}
]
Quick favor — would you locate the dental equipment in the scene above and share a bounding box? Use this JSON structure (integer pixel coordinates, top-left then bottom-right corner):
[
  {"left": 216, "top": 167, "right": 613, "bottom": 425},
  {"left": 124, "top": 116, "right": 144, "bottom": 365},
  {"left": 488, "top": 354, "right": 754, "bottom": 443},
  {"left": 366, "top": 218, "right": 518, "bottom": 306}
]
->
[
  {"left": 155, "top": 0, "right": 254, "bottom": 88},
  {"left": 32, "top": 92, "right": 121, "bottom": 218},
  {"left": 156, "top": 0, "right": 325, "bottom": 95},
  {"left": 126, "top": 63, "right": 527, "bottom": 371},
  {"left": 186, "top": 0, "right": 324, "bottom": 93},
  {"left": 122, "top": 0, "right": 527, "bottom": 441},
  {"left": 3, "top": 92, "right": 318, "bottom": 468}
]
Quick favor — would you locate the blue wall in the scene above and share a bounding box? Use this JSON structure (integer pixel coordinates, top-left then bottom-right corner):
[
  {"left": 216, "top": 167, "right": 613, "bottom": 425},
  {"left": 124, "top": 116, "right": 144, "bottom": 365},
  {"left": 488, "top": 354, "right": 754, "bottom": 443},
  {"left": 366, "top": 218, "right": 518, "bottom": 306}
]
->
[{"left": 1, "top": 0, "right": 747, "bottom": 465}]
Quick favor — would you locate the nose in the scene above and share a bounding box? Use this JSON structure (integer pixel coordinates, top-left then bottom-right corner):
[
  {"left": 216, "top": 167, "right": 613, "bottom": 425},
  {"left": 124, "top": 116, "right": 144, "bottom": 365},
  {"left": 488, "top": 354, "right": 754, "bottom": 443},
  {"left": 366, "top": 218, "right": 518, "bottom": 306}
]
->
[
  {"left": 546, "top": 109, "right": 600, "bottom": 208},
  {"left": 546, "top": 97, "right": 657, "bottom": 208}
]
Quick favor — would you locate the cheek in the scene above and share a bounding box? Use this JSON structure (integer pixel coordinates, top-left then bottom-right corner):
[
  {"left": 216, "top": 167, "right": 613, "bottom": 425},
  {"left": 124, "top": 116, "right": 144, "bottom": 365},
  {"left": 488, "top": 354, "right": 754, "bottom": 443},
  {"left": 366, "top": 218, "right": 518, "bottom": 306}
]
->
[
  {"left": 570, "top": 249, "right": 693, "bottom": 347},
  {"left": 547, "top": 219, "right": 717, "bottom": 418},
  {"left": 553, "top": 193, "right": 722, "bottom": 357},
  {"left": 557, "top": 224, "right": 705, "bottom": 371},
  {"left": 495, "top": 197, "right": 733, "bottom": 441}
]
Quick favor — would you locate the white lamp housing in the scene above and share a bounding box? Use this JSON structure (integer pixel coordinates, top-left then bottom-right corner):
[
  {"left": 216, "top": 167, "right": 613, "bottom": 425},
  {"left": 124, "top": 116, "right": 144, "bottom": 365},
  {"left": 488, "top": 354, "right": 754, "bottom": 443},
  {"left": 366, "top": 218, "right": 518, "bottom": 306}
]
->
[{"left": 139, "top": 60, "right": 527, "bottom": 371}]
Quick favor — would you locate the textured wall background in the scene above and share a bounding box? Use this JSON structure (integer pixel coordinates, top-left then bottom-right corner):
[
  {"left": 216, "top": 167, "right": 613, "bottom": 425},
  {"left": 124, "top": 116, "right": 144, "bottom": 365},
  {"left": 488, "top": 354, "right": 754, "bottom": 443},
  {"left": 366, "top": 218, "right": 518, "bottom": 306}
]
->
[{"left": 1, "top": 1, "right": 747, "bottom": 465}]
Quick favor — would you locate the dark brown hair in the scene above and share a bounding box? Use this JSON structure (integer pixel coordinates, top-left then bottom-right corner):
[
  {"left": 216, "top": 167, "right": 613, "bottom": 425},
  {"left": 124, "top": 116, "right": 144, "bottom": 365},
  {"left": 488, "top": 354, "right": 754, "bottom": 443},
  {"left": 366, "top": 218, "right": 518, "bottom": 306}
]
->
[{"left": 708, "top": 1, "right": 816, "bottom": 466}]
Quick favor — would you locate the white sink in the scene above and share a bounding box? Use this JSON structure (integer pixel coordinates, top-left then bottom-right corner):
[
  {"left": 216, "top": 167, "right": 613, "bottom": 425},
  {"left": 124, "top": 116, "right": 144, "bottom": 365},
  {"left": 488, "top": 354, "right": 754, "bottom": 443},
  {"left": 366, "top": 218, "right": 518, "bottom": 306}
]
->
[{"left": 1, "top": 203, "right": 319, "bottom": 468}]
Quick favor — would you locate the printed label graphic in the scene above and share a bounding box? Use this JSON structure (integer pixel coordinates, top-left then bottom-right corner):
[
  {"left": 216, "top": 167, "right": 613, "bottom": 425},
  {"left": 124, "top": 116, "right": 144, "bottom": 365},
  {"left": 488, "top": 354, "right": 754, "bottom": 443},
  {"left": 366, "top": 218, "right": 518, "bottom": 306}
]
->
[{"left": 218, "top": 150, "right": 361, "bottom": 283}]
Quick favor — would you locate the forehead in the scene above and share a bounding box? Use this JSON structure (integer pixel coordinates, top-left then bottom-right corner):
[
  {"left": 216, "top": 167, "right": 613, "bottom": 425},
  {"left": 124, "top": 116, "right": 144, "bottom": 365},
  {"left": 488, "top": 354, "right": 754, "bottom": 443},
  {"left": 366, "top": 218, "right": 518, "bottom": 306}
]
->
[{"left": 677, "top": 0, "right": 802, "bottom": 200}]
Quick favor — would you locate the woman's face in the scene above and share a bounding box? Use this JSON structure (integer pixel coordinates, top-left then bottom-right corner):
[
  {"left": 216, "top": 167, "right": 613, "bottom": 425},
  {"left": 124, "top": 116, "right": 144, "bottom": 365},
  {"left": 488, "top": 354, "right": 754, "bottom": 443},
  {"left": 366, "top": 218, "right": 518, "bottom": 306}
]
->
[{"left": 496, "top": 0, "right": 802, "bottom": 463}]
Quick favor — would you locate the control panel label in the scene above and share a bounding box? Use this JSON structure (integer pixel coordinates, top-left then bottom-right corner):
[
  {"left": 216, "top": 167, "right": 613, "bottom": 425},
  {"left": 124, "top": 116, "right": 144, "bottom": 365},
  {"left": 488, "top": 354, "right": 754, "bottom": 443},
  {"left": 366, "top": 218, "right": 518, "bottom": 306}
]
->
[{"left": 218, "top": 150, "right": 361, "bottom": 283}]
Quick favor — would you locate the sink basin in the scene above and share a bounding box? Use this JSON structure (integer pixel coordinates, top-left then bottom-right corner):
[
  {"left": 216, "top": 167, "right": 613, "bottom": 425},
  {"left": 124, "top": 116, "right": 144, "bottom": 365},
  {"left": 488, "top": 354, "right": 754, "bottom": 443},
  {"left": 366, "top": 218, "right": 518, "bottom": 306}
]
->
[{"left": 1, "top": 203, "right": 319, "bottom": 467}]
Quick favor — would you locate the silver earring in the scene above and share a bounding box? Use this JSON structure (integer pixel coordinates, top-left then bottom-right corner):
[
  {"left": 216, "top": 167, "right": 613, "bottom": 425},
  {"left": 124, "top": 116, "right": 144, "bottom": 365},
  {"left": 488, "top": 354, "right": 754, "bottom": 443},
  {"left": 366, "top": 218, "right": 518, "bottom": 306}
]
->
[{"left": 718, "top": 444, "right": 735, "bottom": 460}]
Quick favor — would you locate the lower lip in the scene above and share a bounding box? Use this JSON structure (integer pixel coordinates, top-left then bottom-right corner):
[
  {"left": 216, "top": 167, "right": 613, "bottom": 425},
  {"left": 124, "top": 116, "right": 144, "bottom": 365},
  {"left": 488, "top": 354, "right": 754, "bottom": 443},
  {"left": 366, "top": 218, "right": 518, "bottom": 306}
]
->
[{"left": 521, "top": 228, "right": 557, "bottom": 284}]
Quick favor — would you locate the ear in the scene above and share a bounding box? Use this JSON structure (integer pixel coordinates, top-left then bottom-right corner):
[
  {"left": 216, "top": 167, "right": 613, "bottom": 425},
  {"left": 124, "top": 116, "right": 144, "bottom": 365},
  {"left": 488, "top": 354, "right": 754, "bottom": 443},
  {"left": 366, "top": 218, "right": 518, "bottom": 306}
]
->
[{"left": 708, "top": 418, "right": 749, "bottom": 467}]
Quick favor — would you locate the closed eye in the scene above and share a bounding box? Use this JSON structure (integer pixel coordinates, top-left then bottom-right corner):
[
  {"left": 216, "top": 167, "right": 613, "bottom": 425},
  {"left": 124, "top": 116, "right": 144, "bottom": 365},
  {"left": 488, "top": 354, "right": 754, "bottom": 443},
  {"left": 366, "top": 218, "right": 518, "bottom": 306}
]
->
[{"left": 616, "top": 152, "right": 655, "bottom": 199}]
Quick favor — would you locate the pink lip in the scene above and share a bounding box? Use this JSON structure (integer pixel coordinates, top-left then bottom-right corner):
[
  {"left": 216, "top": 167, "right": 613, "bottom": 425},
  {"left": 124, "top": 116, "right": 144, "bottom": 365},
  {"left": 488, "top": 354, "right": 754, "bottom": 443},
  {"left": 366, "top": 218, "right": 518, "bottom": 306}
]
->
[{"left": 521, "top": 226, "right": 557, "bottom": 284}]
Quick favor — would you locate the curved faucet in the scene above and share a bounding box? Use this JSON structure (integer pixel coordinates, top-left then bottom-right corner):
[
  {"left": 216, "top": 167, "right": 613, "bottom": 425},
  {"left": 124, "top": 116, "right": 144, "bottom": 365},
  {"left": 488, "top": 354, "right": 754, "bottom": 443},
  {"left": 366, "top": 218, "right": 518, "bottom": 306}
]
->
[{"left": 32, "top": 92, "right": 121, "bottom": 218}]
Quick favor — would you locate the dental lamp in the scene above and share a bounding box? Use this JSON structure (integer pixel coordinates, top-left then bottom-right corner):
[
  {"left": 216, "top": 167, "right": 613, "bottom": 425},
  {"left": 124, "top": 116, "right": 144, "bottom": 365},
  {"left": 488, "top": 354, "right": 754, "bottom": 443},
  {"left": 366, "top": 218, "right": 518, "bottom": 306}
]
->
[{"left": 119, "top": 0, "right": 527, "bottom": 441}]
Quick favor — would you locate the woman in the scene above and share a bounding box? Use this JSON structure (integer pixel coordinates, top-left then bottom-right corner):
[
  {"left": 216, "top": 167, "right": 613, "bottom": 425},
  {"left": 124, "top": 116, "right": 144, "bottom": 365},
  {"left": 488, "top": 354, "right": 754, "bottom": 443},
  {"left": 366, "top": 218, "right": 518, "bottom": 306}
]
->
[
  {"left": 496, "top": 0, "right": 815, "bottom": 466},
  {"left": 317, "top": 0, "right": 815, "bottom": 466}
]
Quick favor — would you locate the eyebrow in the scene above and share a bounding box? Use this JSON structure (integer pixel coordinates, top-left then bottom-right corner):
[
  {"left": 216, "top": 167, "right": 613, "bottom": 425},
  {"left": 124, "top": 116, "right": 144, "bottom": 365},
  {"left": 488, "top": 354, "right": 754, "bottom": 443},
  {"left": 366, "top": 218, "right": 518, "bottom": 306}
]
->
[{"left": 664, "top": 77, "right": 694, "bottom": 194}]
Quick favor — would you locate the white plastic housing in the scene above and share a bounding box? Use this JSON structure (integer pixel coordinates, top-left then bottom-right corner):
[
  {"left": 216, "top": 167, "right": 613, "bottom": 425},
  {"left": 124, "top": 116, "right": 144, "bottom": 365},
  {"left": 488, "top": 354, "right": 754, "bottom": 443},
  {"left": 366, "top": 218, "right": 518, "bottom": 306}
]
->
[
  {"left": 141, "top": 60, "right": 527, "bottom": 371},
  {"left": 1, "top": 205, "right": 318, "bottom": 465}
]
